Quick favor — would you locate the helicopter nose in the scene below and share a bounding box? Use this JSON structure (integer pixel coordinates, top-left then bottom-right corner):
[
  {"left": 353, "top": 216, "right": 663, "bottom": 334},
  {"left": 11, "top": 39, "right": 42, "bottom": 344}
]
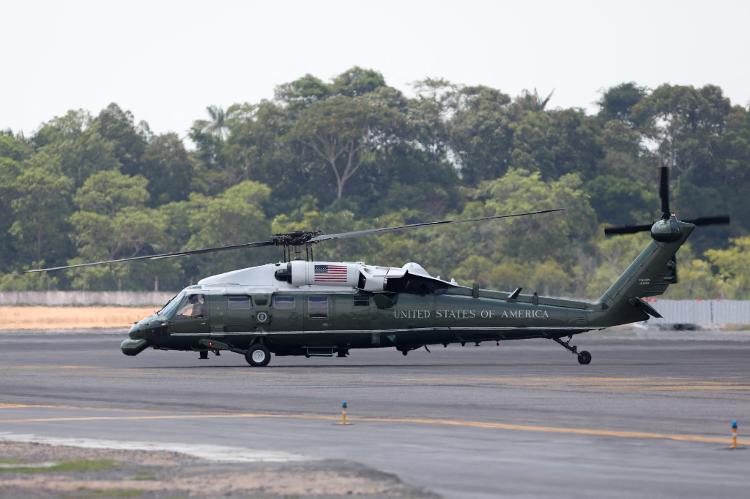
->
[
  {"left": 120, "top": 336, "right": 149, "bottom": 356},
  {"left": 121, "top": 322, "right": 151, "bottom": 356},
  {"left": 128, "top": 323, "right": 147, "bottom": 339}
]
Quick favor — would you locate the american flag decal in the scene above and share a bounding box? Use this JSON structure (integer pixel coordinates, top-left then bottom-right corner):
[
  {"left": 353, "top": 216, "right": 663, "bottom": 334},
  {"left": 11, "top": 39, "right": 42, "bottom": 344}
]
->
[{"left": 314, "top": 264, "right": 348, "bottom": 283}]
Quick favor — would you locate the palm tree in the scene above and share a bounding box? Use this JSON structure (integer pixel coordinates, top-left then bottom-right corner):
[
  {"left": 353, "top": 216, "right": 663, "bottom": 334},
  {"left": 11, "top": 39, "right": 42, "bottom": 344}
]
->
[
  {"left": 514, "top": 89, "right": 555, "bottom": 113},
  {"left": 201, "top": 105, "right": 229, "bottom": 141}
]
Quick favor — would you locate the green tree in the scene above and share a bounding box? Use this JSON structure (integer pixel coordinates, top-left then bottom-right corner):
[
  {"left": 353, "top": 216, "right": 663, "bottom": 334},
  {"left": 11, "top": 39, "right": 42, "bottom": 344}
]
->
[
  {"left": 586, "top": 175, "right": 657, "bottom": 225},
  {"left": 510, "top": 109, "right": 604, "bottom": 180},
  {"left": 9, "top": 152, "right": 74, "bottom": 265},
  {"left": 222, "top": 101, "right": 298, "bottom": 203},
  {"left": 665, "top": 258, "right": 721, "bottom": 299},
  {"left": 705, "top": 236, "right": 750, "bottom": 298},
  {"left": 200, "top": 105, "right": 230, "bottom": 141},
  {"left": 598, "top": 82, "right": 646, "bottom": 123},
  {"left": 447, "top": 85, "right": 514, "bottom": 184},
  {"left": 632, "top": 84, "right": 735, "bottom": 251},
  {"left": 330, "top": 66, "right": 387, "bottom": 97},
  {"left": 68, "top": 206, "right": 173, "bottom": 290},
  {"left": 34, "top": 110, "right": 120, "bottom": 187},
  {"left": 275, "top": 74, "right": 331, "bottom": 111},
  {"left": 184, "top": 181, "right": 276, "bottom": 276},
  {"left": 288, "top": 91, "right": 405, "bottom": 200},
  {"left": 67, "top": 171, "right": 181, "bottom": 290},
  {"left": 74, "top": 170, "right": 149, "bottom": 215},
  {"left": 511, "top": 88, "right": 554, "bottom": 115},
  {"left": 632, "top": 84, "right": 731, "bottom": 173},
  {"left": 92, "top": 103, "right": 149, "bottom": 177},
  {"left": 586, "top": 232, "right": 651, "bottom": 298},
  {"left": 408, "top": 78, "right": 455, "bottom": 163},
  {"left": 0, "top": 132, "right": 32, "bottom": 160},
  {"left": 141, "top": 133, "right": 194, "bottom": 205},
  {"left": 0, "top": 155, "right": 22, "bottom": 272}
]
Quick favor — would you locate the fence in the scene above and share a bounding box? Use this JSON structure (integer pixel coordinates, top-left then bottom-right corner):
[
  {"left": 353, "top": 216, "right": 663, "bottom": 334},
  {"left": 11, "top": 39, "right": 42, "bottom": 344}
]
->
[
  {"left": 0, "top": 291, "right": 177, "bottom": 306},
  {"left": 642, "top": 300, "right": 750, "bottom": 326}
]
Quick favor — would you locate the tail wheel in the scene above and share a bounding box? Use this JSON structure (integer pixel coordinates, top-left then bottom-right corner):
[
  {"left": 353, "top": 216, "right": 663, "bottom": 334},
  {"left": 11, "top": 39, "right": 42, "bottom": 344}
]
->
[
  {"left": 577, "top": 351, "right": 592, "bottom": 365},
  {"left": 245, "top": 344, "right": 271, "bottom": 367}
]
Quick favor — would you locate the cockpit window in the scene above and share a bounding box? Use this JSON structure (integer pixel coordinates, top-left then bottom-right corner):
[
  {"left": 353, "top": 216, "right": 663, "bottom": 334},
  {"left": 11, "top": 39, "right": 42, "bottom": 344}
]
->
[
  {"left": 176, "top": 294, "right": 206, "bottom": 318},
  {"left": 158, "top": 291, "right": 185, "bottom": 318}
]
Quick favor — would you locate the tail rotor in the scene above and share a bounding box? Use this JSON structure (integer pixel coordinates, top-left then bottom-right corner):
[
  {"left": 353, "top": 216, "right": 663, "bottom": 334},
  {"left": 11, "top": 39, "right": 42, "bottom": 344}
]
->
[{"left": 604, "top": 166, "right": 730, "bottom": 238}]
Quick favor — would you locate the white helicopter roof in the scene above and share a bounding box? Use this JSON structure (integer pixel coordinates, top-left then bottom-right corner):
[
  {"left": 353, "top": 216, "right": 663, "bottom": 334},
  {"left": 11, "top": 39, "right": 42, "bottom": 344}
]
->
[{"left": 187, "top": 261, "right": 454, "bottom": 296}]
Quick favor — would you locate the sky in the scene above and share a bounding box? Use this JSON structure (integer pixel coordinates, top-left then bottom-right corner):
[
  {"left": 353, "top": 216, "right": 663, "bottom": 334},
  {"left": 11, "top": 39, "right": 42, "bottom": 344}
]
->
[{"left": 2, "top": 0, "right": 749, "bottom": 137}]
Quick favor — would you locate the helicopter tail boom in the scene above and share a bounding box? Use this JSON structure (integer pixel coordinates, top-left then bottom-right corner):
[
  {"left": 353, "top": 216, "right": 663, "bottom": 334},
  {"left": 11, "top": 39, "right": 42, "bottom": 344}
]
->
[{"left": 589, "top": 220, "right": 695, "bottom": 327}]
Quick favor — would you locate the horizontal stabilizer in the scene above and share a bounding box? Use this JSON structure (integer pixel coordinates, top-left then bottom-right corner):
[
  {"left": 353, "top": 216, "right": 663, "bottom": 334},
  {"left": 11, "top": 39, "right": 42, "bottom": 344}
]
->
[{"left": 630, "top": 297, "right": 663, "bottom": 319}]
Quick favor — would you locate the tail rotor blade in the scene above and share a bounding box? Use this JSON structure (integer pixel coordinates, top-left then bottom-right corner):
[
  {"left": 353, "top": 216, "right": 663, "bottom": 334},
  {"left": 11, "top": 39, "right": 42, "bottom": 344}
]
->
[
  {"left": 683, "top": 215, "right": 731, "bottom": 226},
  {"left": 659, "top": 166, "right": 670, "bottom": 218}
]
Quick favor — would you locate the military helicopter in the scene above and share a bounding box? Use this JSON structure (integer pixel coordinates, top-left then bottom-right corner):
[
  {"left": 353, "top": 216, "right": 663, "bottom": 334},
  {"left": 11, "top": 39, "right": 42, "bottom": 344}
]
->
[{"left": 29, "top": 166, "right": 728, "bottom": 367}]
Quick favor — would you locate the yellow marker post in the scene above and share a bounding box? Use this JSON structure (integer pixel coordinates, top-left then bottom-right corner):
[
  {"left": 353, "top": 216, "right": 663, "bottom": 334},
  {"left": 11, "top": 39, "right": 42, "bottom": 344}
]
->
[
  {"left": 731, "top": 420, "right": 738, "bottom": 449},
  {"left": 338, "top": 400, "right": 351, "bottom": 425}
]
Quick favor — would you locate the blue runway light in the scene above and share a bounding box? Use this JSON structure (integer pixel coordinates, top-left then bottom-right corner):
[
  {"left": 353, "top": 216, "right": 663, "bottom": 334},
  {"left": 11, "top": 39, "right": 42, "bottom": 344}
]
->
[
  {"left": 732, "top": 420, "right": 737, "bottom": 429},
  {"left": 342, "top": 400, "right": 348, "bottom": 409}
]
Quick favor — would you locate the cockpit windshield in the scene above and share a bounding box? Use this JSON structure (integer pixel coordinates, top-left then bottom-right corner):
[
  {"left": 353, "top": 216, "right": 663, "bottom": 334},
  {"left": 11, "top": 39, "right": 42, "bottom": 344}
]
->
[{"left": 158, "top": 291, "right": 186, "bottom": 318}]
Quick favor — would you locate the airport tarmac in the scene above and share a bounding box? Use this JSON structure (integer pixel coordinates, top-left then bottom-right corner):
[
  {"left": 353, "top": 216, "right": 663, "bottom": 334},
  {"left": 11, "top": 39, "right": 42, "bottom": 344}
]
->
[{"left": 1, "top": 327, "right": 749, "bottom": 498}]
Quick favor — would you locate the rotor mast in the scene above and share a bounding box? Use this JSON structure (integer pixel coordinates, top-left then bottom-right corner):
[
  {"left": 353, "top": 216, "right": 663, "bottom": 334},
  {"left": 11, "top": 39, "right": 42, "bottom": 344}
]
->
[{"left": 272, "top": 231, "right": 320, "bottom": 262}]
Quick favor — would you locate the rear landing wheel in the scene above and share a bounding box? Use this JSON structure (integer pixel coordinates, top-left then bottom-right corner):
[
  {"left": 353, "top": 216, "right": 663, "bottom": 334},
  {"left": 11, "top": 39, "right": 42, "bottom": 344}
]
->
[
  {"left": 577, "top": 351, "right": 592, "bottom": 365},
  {"left": 245, "top": 344, "right": 271, "bottom": 367}
]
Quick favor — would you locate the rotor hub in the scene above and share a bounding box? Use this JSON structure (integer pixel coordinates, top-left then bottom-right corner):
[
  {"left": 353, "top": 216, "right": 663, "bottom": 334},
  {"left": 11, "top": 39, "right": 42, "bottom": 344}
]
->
[
  {"left": 271, "top": 231, "right": 322, "bottom": 247},
  {"left": 650, "top": 216, "right": 683, "bottom": 242}
]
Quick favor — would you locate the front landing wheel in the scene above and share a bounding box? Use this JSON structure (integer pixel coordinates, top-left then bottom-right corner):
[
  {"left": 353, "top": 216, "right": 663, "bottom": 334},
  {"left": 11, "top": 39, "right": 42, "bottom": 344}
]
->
[
  {"left": 577, "top": 351, "right": 592, "bottom": 365},
  {"left": 245, "top": 344, "right": 271, "bottom": 367}
]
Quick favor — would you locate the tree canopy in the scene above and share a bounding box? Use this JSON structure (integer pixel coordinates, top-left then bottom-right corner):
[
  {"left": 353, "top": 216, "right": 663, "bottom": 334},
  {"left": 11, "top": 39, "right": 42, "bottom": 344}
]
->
[{"left": 1, "top": 68, "right": 748, "bottom": 298}]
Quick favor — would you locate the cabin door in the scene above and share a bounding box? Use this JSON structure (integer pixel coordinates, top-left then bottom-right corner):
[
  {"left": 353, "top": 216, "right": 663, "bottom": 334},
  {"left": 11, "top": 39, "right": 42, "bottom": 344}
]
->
[
  {"left": 270, "top": 294, "right": 303, "bottom": 332},
  {"left": 303, "top": 295, "right": 333, "bottom": 331}
]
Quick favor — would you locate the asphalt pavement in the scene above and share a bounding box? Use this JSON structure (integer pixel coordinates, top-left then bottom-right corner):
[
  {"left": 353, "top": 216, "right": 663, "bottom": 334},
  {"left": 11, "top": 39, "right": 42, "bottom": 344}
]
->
[{"left": 1, "top": 327, "right": 749, "bottom": 498}]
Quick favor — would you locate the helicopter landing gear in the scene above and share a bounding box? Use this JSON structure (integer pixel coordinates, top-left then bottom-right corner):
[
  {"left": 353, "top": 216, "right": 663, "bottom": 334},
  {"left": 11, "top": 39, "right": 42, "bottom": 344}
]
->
[
  {"left": 552, "top": 336, "right": 592, "bottom": 365},
  {"left": 245, "top": 344, "right": 271, "bottom": 367},
  {"left": 577, "top": 350, "right": 592, "bottom": 365}
]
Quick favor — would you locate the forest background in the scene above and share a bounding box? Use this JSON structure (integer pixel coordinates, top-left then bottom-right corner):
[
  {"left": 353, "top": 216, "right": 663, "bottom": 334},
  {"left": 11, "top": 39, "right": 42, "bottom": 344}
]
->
[{"left": 1, "top": 67, "right": 748, "bottom": 299}]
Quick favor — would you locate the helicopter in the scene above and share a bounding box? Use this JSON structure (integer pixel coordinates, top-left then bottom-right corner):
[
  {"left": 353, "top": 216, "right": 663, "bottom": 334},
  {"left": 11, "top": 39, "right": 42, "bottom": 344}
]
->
[{"left": 28, "top": 166, "right": 729, "bottom": 367}]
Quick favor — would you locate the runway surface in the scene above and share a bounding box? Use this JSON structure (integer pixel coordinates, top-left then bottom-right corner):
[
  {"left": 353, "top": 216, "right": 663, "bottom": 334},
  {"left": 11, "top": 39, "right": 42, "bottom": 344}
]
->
[{"left": 1, "top": 327, "right": 749, "bottom": 498}]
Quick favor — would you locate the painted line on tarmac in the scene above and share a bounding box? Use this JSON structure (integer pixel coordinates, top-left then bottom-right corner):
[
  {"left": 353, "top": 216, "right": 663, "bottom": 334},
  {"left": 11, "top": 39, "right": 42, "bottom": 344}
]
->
[
  {"left": 0, "top": 432, "right": 307, "bottom": 463},
  {"left": 0, "top": 410, "right": 736, "bottom": 445},
  {"left": 0, "top": 402, "right": 173, "bottom": 414}
]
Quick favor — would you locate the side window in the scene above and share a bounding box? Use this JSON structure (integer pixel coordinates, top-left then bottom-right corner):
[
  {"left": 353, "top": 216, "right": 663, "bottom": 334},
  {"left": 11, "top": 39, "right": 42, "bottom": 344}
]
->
[
  {"left": 308, "top": 296, "right": 328, "bottom": 319},
  {"left": 176, "top": 294, "right": 206, "bottom": 318},
  {"left": 227, "top": 295, "right": 252, "bottom": 310},
  {"left": 273, "top": 295, "right": 296, "bottom": 310}
]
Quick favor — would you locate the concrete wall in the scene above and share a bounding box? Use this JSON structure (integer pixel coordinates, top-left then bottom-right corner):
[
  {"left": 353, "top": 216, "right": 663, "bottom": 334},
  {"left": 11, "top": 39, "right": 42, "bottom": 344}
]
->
[
  {"left": 645, "top": 300, "right": 750, "bottom": 326},
  {"left": 0, "top": 291, "right": 177, "bottom": 306}
]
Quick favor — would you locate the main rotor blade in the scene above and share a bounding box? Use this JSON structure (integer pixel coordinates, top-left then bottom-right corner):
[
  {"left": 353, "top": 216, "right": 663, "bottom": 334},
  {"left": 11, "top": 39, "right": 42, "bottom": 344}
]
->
[
  {"left": 659, "top": 166, "right": 670, "bottom": 218},
  {"left": 603, "top": 223, "right": 653, "bottom": 236},
  {"left": 25, "top": 240, "right": 276, "bottom": 273},
  {"left": 308, "top": 209, "right": 564, "bottom": 243},
  {"left": 683, "top": 215, "right": 731, "bottom": 226}
]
